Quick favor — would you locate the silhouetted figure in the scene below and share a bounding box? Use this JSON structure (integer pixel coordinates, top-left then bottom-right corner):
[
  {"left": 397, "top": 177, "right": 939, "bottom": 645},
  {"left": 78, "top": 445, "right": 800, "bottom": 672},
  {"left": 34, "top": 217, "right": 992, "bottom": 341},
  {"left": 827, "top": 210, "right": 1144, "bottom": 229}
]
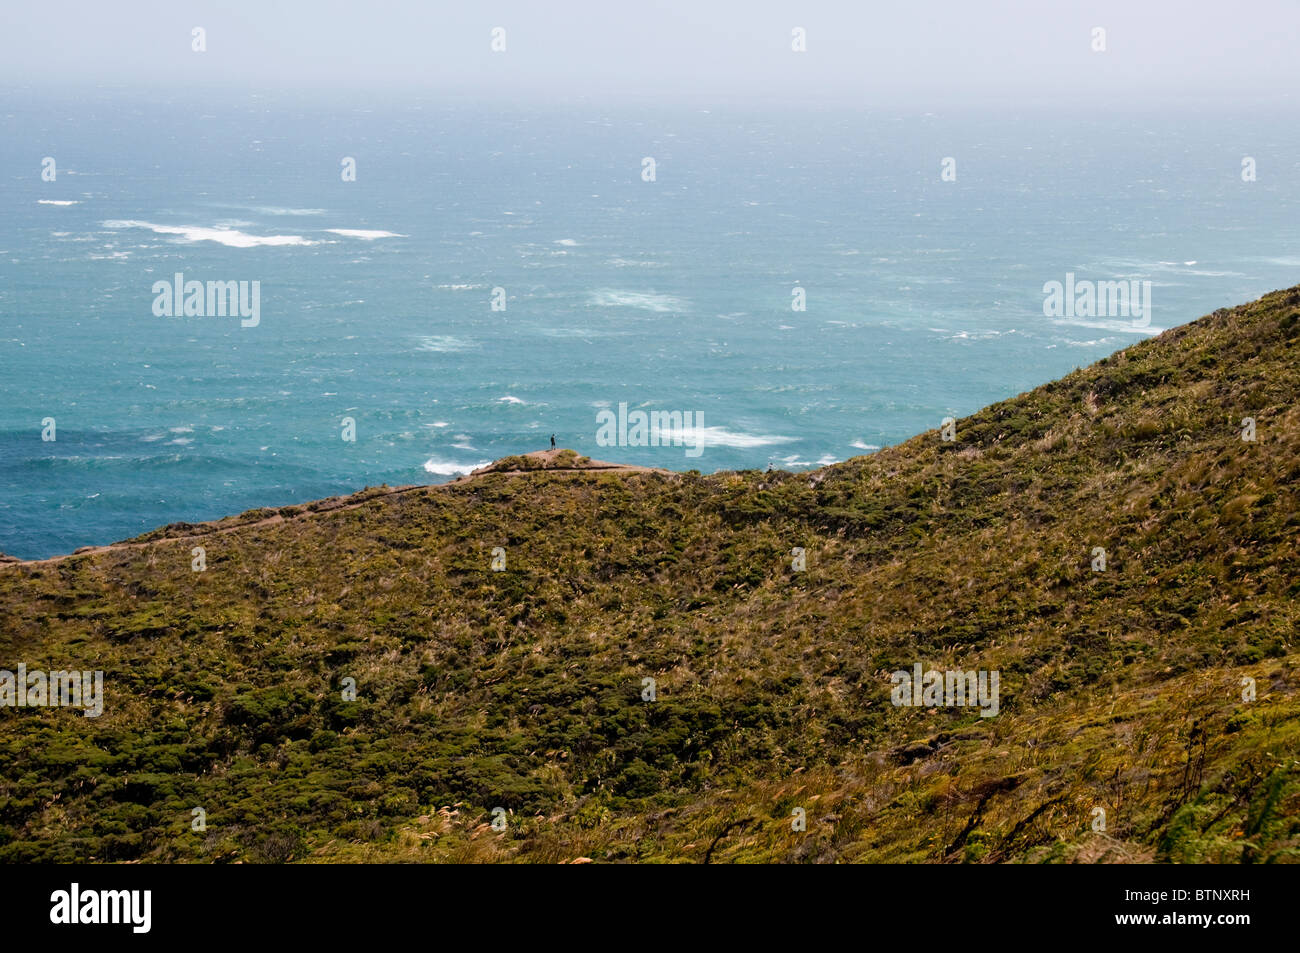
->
[{"left": 550, "top": 434, "right": 556, "bottom": 449}]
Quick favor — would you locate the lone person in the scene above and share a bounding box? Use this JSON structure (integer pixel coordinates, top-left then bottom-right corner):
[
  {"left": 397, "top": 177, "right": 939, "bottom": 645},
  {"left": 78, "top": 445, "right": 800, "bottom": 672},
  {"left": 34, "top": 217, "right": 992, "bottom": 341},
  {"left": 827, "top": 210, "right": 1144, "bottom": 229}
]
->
[{"left": 550, "top": 434, "right": 556, "bottom": 449}]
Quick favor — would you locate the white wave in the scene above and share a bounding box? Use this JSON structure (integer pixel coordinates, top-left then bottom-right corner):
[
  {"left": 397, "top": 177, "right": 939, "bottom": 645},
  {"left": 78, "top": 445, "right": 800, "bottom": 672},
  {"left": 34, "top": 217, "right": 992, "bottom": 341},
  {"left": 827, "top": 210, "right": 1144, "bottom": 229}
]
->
[
  {"left": 169, "top": 426, "right": 194, "bottom": 434},
  {"left": 944, "top": 327, "right": 1017, "bottom": 342},
  {"left": 423, "top": 456, "right": 491, "bottom": 476},
  {"left": 102, "top": 219, "right": 318, "bottom": 247},
  {"left": 1051, "top": 318, "right": 1162, "bottom": 336},
  {"left": 435, "top": 283, "right": 485, "bottom": 290},
  {"left": 589, "top": 289, "right": 688, "bottom": 312},
  {"left": 607, "top": 257, "right": 664, "bottom": 268},
  {"left": 325, "top": 229, "right": 407, "bottom": 240},
  {"left": 776, "top": 454, "right": 822, "bottom": 468},
  {"left": 850, "top": 440, "right": 880, "bottom": 451},
  {"left": 38, "top": 199, "right": 79, "bottom": 206},
  {"left": 678, "top": 426, "right": 795, "bottom": 449},
  {"left": 253, "top": 206, "right": 326, "bottom": 216},
  {"left": 414, "top": 335, "right": 475, "bottom": 352},
  {"left": 778, "top": 454, "right": 840, "bottom": 468},
  {"left": 536, "top": 327, "right": 614, "bottom": 339},
  {"left": 214, "top": 204, "right": 327, "bottom": 216},
  {"left": 451, "top": 442, "right": 477, "bottom": 451},
  {"left": 1096, "top": 259, "right": 1241, "bottom": 278},
  {"left": 554, "top": 238, "right": 579, "bottom": 246},
  {"left": 497, "top": 395, "right": 526, "bottom": 405}
]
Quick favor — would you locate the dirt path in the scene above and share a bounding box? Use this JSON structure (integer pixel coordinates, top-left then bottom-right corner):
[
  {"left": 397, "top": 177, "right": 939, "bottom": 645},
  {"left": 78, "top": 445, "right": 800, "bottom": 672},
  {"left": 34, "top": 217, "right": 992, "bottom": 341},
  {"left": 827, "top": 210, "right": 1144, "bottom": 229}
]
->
[{"left": 2, "top": 451, "right": 669, "bottom": 570}]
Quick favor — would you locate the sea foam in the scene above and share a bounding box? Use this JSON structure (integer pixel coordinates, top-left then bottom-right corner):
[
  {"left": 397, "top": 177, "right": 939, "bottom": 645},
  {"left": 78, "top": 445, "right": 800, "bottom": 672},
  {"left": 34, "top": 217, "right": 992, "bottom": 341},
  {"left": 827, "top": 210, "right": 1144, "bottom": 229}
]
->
[
  {"left": 588, "top": 289, "right": 688, "bottom": 312},
  {"left": 414, "top": 335, "right": 475, "bottom": 352},
  {"left": 102, "top": 220, "right": 318, "bottom": 247},
  {"left": 422, "top": 456, "right": 491, "bottom": 476},
  {"left": 677, "top": 426, "right": 795, "bottom": 449},
  {"left": 325, "top": 229, "right": 407, "bottom": 240}
]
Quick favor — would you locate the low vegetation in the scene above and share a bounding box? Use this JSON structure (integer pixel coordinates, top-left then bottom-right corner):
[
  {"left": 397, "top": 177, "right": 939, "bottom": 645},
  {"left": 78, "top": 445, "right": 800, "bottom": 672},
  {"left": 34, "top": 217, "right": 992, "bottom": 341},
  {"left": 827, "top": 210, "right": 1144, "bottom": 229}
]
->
[{"left": 1, "top": 288, "right": 1298, "bottom": 863}]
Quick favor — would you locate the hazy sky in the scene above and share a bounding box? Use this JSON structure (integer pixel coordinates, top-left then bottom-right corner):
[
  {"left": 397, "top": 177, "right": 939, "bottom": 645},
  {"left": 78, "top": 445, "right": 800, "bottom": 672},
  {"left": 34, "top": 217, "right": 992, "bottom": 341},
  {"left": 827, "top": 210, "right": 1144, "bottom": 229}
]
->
[{"left": 3, "top": 1, "right": 1297, "bottom": 106}]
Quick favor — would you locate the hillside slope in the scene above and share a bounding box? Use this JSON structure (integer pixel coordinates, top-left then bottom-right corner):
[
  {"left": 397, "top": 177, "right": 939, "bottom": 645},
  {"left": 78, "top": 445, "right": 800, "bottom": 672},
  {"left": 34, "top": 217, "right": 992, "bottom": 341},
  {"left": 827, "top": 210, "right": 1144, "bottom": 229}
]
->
[{"left": 1, "top": 288, "right": 1298, "bottom": 864}]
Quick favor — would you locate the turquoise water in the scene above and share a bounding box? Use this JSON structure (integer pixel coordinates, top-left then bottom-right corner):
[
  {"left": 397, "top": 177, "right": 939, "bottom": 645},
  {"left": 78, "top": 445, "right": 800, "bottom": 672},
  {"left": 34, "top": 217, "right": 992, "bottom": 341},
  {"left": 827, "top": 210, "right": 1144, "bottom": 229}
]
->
[{"left": 2, "top": 90, "right": 1298, "bottom": 558}]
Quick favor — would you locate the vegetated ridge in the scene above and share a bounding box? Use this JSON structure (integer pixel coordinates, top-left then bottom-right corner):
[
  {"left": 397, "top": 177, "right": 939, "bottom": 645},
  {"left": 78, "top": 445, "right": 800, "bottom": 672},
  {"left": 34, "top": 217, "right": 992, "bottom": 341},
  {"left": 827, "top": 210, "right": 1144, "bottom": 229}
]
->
[{"left": 1, "top": 288, "right": 1298, "bottom": 863}]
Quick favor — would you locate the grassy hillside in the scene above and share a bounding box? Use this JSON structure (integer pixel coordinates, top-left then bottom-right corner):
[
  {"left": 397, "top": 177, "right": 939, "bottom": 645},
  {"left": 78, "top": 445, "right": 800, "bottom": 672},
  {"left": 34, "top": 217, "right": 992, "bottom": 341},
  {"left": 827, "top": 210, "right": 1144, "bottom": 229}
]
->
[{"left": 2, "top": 287, "right": 1298, "bottom": 864}]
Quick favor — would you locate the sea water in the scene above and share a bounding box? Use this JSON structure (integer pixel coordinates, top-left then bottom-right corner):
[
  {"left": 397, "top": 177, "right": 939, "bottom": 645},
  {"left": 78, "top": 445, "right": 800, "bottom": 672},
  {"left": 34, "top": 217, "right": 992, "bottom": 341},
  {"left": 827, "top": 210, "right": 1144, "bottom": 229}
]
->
[{"left": 1, "top": 89, "right": 1296, "bottom": 557}]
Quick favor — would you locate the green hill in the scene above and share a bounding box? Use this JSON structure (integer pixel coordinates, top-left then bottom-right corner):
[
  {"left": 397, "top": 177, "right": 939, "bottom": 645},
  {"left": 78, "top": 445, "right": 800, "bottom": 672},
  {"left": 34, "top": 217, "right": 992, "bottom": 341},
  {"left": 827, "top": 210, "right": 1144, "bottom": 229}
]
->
[{"left": 2, "top": 287, "right": 1298, "bottom": 864}]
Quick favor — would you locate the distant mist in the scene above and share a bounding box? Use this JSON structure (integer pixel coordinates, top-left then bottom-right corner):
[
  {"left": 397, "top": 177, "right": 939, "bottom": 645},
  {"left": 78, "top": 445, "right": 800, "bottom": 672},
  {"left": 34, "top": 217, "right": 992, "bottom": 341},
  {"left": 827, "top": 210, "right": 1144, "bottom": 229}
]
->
[{"left": 2, "top": 1, "right": 1297, "bottom": 108}]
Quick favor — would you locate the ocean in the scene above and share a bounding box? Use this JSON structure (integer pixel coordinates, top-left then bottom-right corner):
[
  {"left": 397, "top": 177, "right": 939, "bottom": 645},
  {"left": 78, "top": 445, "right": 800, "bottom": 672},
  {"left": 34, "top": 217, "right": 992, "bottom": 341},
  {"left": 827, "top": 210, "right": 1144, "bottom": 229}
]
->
[{"left": 2, "top": 89, "right": 1297, "bottom": 558}]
